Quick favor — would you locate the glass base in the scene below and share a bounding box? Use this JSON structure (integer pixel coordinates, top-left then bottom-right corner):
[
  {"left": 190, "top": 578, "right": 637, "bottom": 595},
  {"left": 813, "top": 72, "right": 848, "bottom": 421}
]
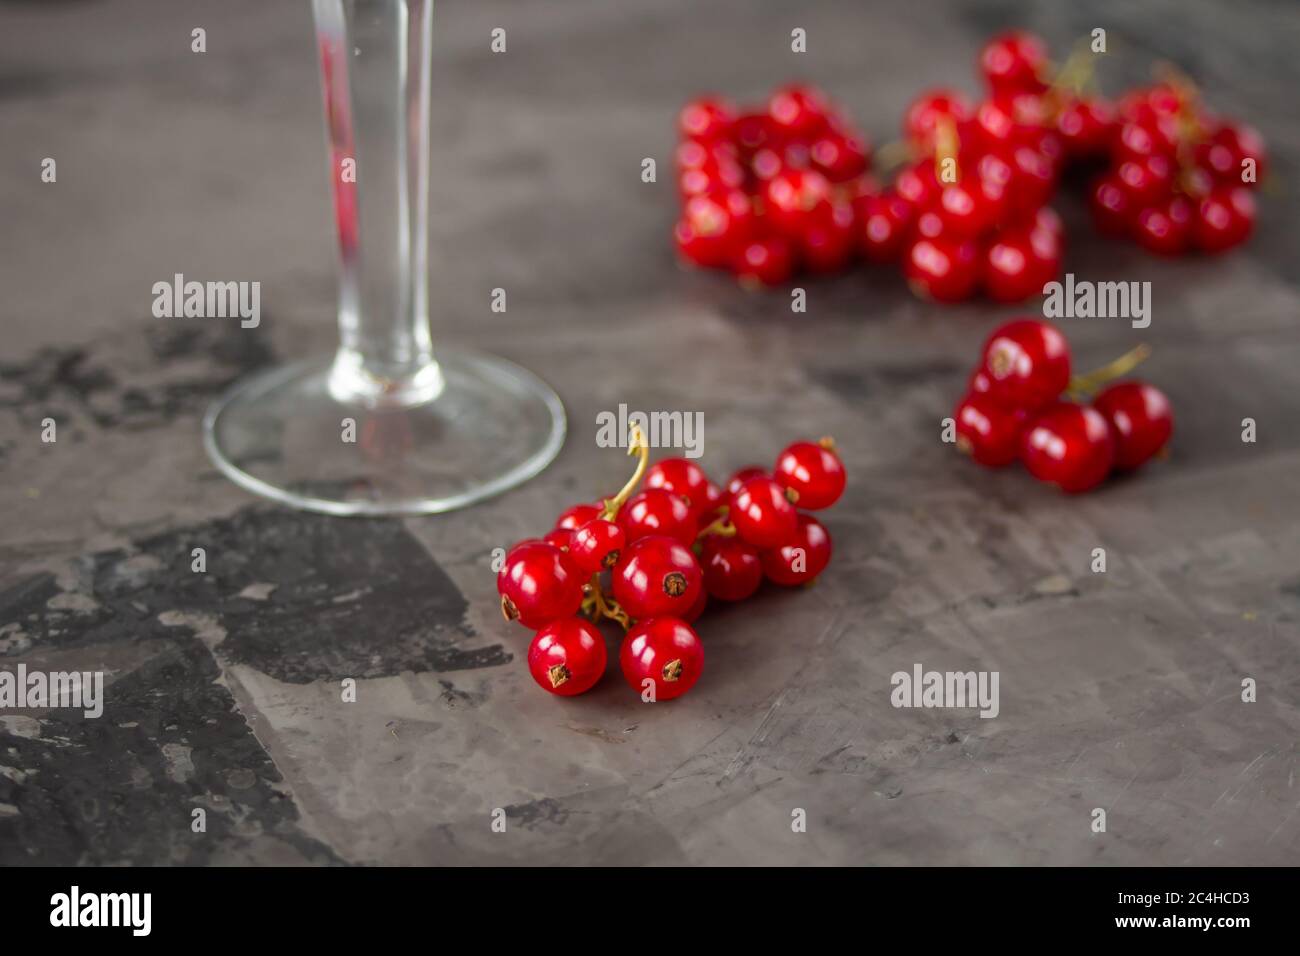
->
[{"left": 203, "top": 347, "right": 565, "bottom": 516}]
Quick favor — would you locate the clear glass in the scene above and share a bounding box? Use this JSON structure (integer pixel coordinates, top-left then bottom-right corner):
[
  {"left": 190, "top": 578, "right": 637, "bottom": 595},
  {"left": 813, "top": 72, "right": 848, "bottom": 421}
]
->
[{"left": 203, "top": 0, "right": 564, "bottom": 515}]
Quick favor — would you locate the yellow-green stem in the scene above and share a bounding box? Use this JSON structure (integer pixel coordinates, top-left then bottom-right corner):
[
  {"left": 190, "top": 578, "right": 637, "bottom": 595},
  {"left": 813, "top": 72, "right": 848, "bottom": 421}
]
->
[
  {"left": 933, "top": 116, "right": 960, "bottom": 183},
  {"left": 873, "top": 139, "right": 916, "bottom": 178},
  {"left": 696, "top": 511, "right": 737, "bottom": 539},
  {"left": 1069, "top": 343, "right": 1151, "bottom": 398},
  {"left": 601, "top": 424, "right": 649, "bottom": 522},
  {"left": 589, "top": 582, "right": 631, "bottom": 630}
]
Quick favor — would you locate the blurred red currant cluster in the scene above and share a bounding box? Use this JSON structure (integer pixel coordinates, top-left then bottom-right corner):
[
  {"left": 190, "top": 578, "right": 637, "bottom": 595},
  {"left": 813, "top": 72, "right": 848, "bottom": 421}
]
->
[
  {"left": 1087, "top": 80, "right": 1263, "bottom": 255},
  {"left": 955, "top": 318, "right": 1173, "bottom": 492},
  {"left": 674, "top": 86, "right": 871, "bottom": 286},
  {"left": 672, "top": 30, "right": 1266, "bottom": 300},
  {"left": 497, "top": 429, "right": 845, "bottom": 700}
]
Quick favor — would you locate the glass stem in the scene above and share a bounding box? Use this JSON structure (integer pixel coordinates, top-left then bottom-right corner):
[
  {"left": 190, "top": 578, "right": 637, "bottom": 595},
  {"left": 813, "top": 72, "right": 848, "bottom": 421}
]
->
[{"left": 314, "top": 0, "right": 442, "bottom": 408}]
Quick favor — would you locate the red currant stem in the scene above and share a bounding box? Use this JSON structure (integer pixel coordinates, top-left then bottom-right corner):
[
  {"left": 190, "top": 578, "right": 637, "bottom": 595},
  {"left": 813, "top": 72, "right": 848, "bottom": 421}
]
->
[
  {"left": 818, "top": 435, "right": 839, "bottom": 453},
  {"left": 1153, "top": 61, "right": 1210, "bottom": 169},
  {"left": 695, "top": 508, "right": 736, "bottom": 541},
  {"left": 874, "top": 138, "right": 916, "bottom": 177},
  {"left": 601, "top": 424, "right": 649, "bottom": 521},
  {"left": 1068, "top": 343, "right": 1152, "bottom": 398},
  {"left": 934, "top": 116, "right": 961, "bottom": 182},
  {"left": 1044, "top": 39, "right": 1098, "bottom": 109},
  {"left": 588, "top": 580, "right": 631, "bottom": 630}
]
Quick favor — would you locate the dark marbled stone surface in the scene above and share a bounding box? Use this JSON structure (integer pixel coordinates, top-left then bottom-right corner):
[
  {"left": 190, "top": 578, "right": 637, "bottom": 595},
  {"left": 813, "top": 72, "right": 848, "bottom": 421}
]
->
[{"left": 1, "top": 0, "right": 1298, "bottom": 865}]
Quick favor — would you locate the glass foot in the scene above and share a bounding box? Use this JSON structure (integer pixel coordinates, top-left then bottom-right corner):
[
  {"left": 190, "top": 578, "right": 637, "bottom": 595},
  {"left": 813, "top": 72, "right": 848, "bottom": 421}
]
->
[{"left": 203, "top": 347, "right": 565, "bottom": 516}]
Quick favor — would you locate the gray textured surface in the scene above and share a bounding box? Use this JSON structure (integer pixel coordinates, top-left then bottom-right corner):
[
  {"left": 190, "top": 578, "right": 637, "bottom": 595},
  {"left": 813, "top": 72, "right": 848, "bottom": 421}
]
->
[{"left": 1, "top": 0, "right": 1298, "bottom": 865}]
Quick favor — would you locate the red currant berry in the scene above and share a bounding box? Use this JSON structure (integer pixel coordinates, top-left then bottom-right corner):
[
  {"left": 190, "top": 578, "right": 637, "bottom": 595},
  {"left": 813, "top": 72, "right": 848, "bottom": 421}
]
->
[
  {"left": 674, "top": 138, "right": 733, "bottom": 171},
  {"left": 969, "top": 367, "right": 994, "bottom": 396},
  {"left": 1021, "top": 402, "right": 1115, "bottom": 493},
  {"left": 979, "top": 30, "right": 1049, "bottom": 95},
  {"left": 611, "top": 536, "right": 703, "bottom": 621},
  {"left": 934, "top": 178, "right": 1005, "bottom": 239},
  {"left": 645, "top": 458, "right": 712, "bottom": 515},
  {"left": 904, "top": 234, "right": 980, "bottom": 302},
  {"left": 1055, "top": 96, "right": 1116, "bottom": 157},
  {"left": 843, "top": 171, "right": 883, "bottom": 203},
  {"left": 674, "top": 189, "right": 754, "bottom": 269},
  {"left": 1196, "top": 121, "right": 1267, "bottom": 184},
  {"left": 913, "top": 209, "right": 946, "bottom": 240},
  {"left": 971, "top": 98, "right": 1019, "bottom": 152},
  {"left": 1193, "top": 186, "right": 1255, "bottom": 253},
  {"left": 569, "top": 518, "right": 626, "bottom": 573},
  {"left": 542, "top": 528, "right": 573, "bottom": 550},
  {"left": 1000, "top": 144, "right": 1056, "bottom": 218},
  {"left": 1116, "top": 155, "right": 1174, "bottom": 208},
  {"left": 677, "top": 152, "right": 746, "bottom": 198},
  {"left": 618, "top": 488, "right": 697, "bottom": 546},
  {"left": 975, "top": 150, "right": 1015, "bottom": 194},
  {"left": 703, "top": 481, "right": 725, "bottom": 511},
  {"left": 678, "top": 95, "right": 736, "bottom": 143},
  {"left": 1089, "top": 174, "right": 1135, "bottom": 237},
  {"left": 1117, "top": 84, "right": 1183, "bottom": 127},
  {"left": 760, "top": 514, "right": 832, "bottom": 586},
  {"left": 1031, "top": 205, "right": 1065, "bottom": 239},
  {"left": 1025, "top": 217, "right": 1063, "bottom": 285},
  {"left": 996, "top": 87, "right": 1047, "bottom": 128},
  {"left": 904, "top": 88, "right": 973, "bottom": 147},
  {"left": 1021, "top": 125, "right": 1064, "bottom": 167},
  {"left": 982, "top": 230, "right": 1041, "bottom": 303},
  {"left": 810, "top": 132, "right": 868, "bottom": 183},
  {"left": 734, "top": 235, "right": 796, "bottom": 287},
  {"left": 620, "top": 617, "right": 704, "bottom": 701},
  {"left": 527, "top": 618, "right": 607, "bottom": 697},
  {"left": 773, "top": 439, "right": 846, "bottom": 509},
  {"left": 782, "top": 139, "right": 813, "bottom": 170},
  {"left": 1134, "top": 195, "right": 1193, "bottom": 256},
  {"left": 734, "top": 111, "right": 777, "bottom": 154},
  {"left": 1114, "top": 120, "right": 1178, "bottom": 164},
  {"left": 981, "top": 318, "right": 1071, "bottom": 411},
  {"left": 730, "top": 476, "right": 798, "bottom": 547},
  {"left": 555, "top": 502, "right": 602, "bottom": 531},
  {"left": 894, "top": 161, "right": 940, "bottom": 208},
  {"left": 798, "top": 200, "right": 857, "bottom": 273},
  {"left": 699, "top": 534, "right": 763, "bottom": 602},
  {"left": 498, "top": 541, "right": 585, "bottom": 629},
  {"left": 749, "top": 146, "right": 786, "bottom": 182},
  {"left": 763, "top": 168, "right": 833, "bottom": 236},
  {"left": 682, "top": 582, "right": 708, "bottom": 623},
  {"left": 1092, "top": 381, "right": 1173, "bottom": 471},
  {"left": 955, "top": 391, "right": 1024, "bottom": 467},
  {"left": 858, "top": 190, "right": 915, "bottom": 262},
  {"left": 725, "top": 466, "right": 767, "bottom": 497},
  {"left": 767, "top": 84, "right": 830, "bottom": 140}
]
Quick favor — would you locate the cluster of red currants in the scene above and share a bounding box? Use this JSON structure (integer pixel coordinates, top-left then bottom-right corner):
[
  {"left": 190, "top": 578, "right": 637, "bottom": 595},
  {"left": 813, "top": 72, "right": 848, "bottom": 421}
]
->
[
  {"left": 673, "top": 84, "right": 873, "bottom": 287},
  {"left": 497, "top": 429, "right": 846, "bottom": 700},
  {"left": 1087, "top": 81, "right": 1263, "bottom": 255},
  {"left": 673, "top": 30, "right": 1265, "bottom": 300},
  {"left": 955, "top": 318, "right": 1173, "bottom": 493},
  {"left": 888, "top": 82, "right": 1067, "bottom": 304}
]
